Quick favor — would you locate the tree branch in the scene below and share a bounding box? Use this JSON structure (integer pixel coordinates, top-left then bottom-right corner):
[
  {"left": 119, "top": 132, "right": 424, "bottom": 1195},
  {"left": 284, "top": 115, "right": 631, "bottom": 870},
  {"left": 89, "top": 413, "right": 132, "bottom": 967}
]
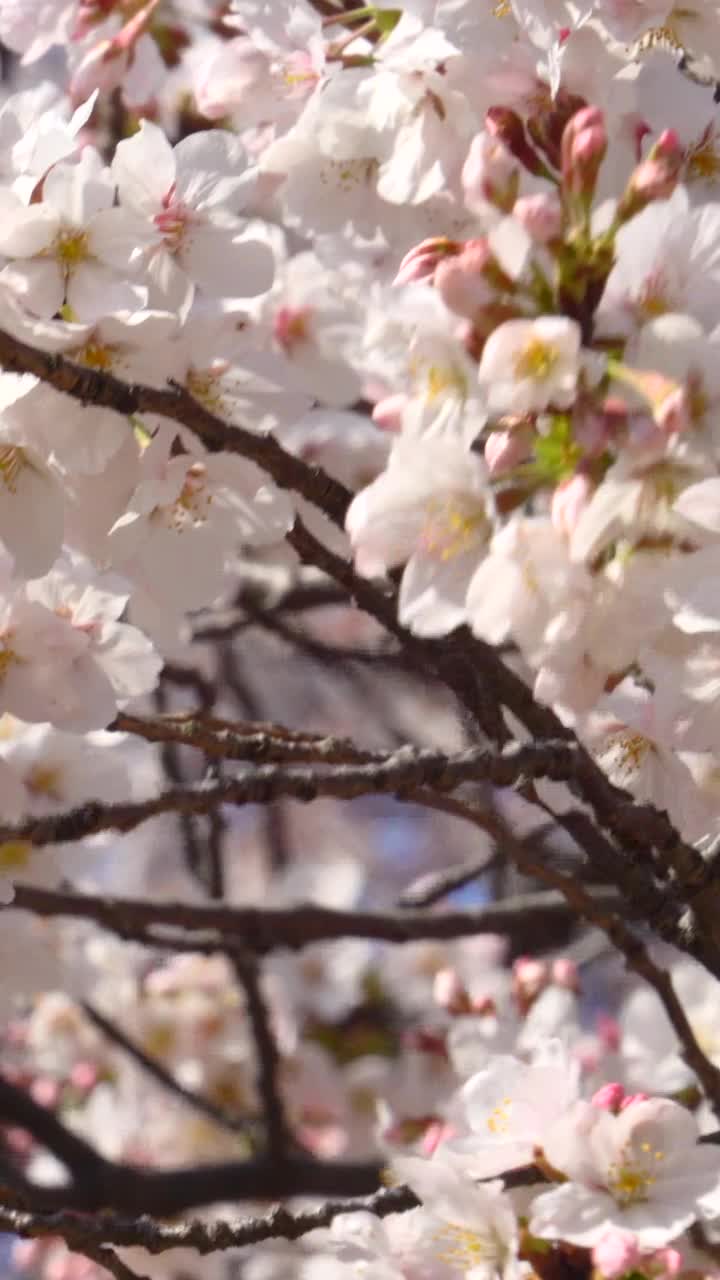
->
[
  {"left": 0, "top": 740, "right": 580, "bottom": 848},
  {"left": 8, "top": 883, "right": 627, "bottom": 951},
  {"left": 0, "top": 329, "right": 352, "bottom": 525}
]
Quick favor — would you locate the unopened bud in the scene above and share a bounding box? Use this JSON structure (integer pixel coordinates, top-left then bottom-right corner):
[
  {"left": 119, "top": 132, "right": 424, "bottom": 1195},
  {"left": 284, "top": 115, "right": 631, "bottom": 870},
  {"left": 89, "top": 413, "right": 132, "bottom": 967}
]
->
[
  {"left": 591, "top": 1082, "right": 626, "bottom": 1112},
  {"left": 513, "top": 191, "right": 563, "bottom": 243},
  {"left": 561, "top": 105, "right": 605, "bottom": 175},
  {"left": 512, "top": 956, "right": 549, "bottom": 1012},
  {"left": 616, "top": 129, "right": 684, "bottom": 225},
  {"left": 562, "top": 108, "right": 607, "bottom": 204},
  {"left": 372, "top": 393, "right": 407, "bottom": 432},
  {"left": 551, "top": 472, "right": 592, "bottom": 537},
  {"left": 394, "top": 237, "right": 459, "bottom": 287},
  {"left": 435, "top": 239, "right": 502, "bottom": 318},
  {"left": 486, "top": 107, "right": 549, "bottom": 178},
  {"left": 620, "top": 1091, "right": 650, "bottom": 1109},
  {"left": 592, "top": 1228, "right": 640, "bottom": 1278},
  {"left": 433, "top": 967, "right": 472, "bottom": 1015},
  {"left": 485, "top": 425, "right": 532, "bottom": 474},
  {"left": 551, "top": 956, "right": 580, "bottom": 990}
]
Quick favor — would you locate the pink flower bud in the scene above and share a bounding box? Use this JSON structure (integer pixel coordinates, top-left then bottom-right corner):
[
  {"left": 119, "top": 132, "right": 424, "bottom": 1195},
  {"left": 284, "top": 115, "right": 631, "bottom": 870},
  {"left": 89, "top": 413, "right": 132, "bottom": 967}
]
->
[
  {"left": 551, "top": 472, "right": 592, "bottom": 537},
  {"left": 433, "top": 967, "right": 472, "bottom": 1014},
  {"left": 552, "top": 956, "right": 580, "bottom": 990},
  {"left": 484, "top": 427, "right": 531, "bottom": 474},
  {"left": 512, "top": 956, "right": 549, "bottom": 1012},
  {"left": 561, "top": 105, "right": 605, "bottom": 173},
  {"left": 70, "top": 1061, "right": 100, "bottom": 1092},
  {"left": 592, "top": 1082, "right": 626, "bottom": 1112},
  {"left": 471, "top": 994, "right": 497, "bottom": 1015},
  {"left": 486, "top": 107, "right": 548, "bottom": 177},
  {"left": 372, "top": 393, "right": 407, "bottom": 432},
  {"left": 617, "top": 129, "right": 684, "bottom": 223},
  {"left": 30, "top": 1076, "right": 60, "bottom": 1108},
  {"left": 394, "top": 237, "right": 459, "bottom": 287},
  {"left": 434, "top": 251, "right": 494, "bottom": 318},
  {"left": 562, "top": 111, "right": 607, "bottom": 200},
  {"left": 422, "top": 1119, "right": 456, "bottom": 1155},
  {"left": 620, "top": 1091, "right": 650, "bottom": 1110},
  {"left": 592, "top": 1228, "right": 640, "bottom": 1278},
  {"left": 513, "top": 192, "right": 563, "bottom": 243}
]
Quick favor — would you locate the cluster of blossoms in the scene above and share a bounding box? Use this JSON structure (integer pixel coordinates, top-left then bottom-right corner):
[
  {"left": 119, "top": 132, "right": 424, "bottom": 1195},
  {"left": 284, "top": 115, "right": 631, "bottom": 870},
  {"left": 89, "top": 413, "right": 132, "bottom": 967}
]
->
[{"left": 4, "top": 1, "right": 720, "bottom": 1279}]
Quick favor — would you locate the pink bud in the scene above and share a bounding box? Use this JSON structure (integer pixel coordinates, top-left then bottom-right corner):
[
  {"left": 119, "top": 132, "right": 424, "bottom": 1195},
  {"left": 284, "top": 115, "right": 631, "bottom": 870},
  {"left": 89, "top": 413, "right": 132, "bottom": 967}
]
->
[
  {"left": 551, "top": 472, "right": 592, "bottom": 537},
  {"left": 422, "top": 1119, "right": 456, "bottom": 1155},
  {"left": 592, "top": 1228, "right": 640, "bottom": 1278},
  {"left": 372, "top": 393, "right": 407, "bottom": 432},
  {"left": 513, "top": 191, "right": 563, "bottom": 243},
  {"left": 433, "top": 967, "right": 472, "bottom": 1014},
  {"left": 471, "top": 994, "right": 497, "bottom": 1015},
  {"left": 394, "top": 237, "right": 459, "bottom": 286},
  {"left": 563, "top": 116, "right": 607, "bottom": 200},
  {"left": 591, "top": 1082, "right": 625, "bottom": 1112},
  {"left": 552, "top": 956, "right": 580, "bottom": 990},
  {"left": 561, "top": 105, "right": 605, "bottom": 173},
  {"left": 617, "top": 129, "right": 684, "bottom": 223},
  {"left": 512, "top": 956, "right": 549, "bottom": 1012},
  {"left": 434, "top": 254, "right": 494, "bottom": 319},
  {"left": 70, "top": 1061, "right": 100, "bottom": 1092},
  {"left": 620, "top": 1091, "right": 650, "bottom": 1110},
  {"left": 484, "top": 427, "right": 531, "bottom": 474},
  {"left": 30, "top": 1076, "right": 60, "bottom": 1108}
]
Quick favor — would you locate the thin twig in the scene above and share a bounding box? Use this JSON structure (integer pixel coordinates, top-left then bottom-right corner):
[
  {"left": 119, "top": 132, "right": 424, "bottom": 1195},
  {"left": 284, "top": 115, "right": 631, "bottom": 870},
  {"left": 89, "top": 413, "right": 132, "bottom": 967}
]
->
[
  {"left": 80, "top": 1003, "right": 252, "bottom": 1137},
  {"left": 233, "top": 952, "right": 290, "bottom": 1161}
]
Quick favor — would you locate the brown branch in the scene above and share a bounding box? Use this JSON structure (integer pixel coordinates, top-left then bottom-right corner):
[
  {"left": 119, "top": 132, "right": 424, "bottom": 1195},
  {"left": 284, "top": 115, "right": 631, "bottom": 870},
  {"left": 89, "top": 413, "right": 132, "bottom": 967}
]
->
[
  {"left": 0, "top": 1075, "right": 105, "bottom": 1185},
  {"left": 0, "top": 740, "right": 580, "bottom": 849},
  {"left": 233, "top": 952, "right": 290, "bottom": 1160},
  {"left": 0, "top": 330, "right": 352, "bottom": 525},
  {"left": 112, "top": 711, "right": 384, "bottom": 766},
  {"left": 8, "top": 883, "right": 626, "bottom": 951},
  {"left": 0, "top": 1186, "right": 418, "bottom": 1255}
]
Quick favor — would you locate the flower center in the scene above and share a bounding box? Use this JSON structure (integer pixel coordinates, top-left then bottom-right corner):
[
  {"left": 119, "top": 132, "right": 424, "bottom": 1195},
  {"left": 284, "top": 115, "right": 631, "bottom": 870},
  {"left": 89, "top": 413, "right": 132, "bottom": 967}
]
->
[
  {"left": 0, "top": 633, "right": 20, "bottom": 681},
  {"left": 78, "top": 340, "right": 115, "bottom": 371},
  {"left": 607, "top": 1144, "right": 664, "bottom": 1207},
  {"left": 53, "top": 229, "right": 90, "bottom": 273},
  {"left": 186, "top": 368, "right": 227, "bottom": 416},
  {"left": 596, "top": 729, "right": 654, "bottom": 785},
  {"left": 684, "top": 126, "right": 720, "bottom": 186},
  {"left": 0, "top": 840, "right": 32, "bottom": 871},
  {"left": 154, "top": 184, "right": 195, "bottom": 253},
  {"left": 163, "top": 463, "right": 213, "bottom": 530},
  {"left": 436, "top": 1223, "right": 500, "bottom": 1270},
  {"left": 421, "top": 497, "right": 487, "bottom": 561},
  {"left": 26, "top": 765, "right": 63, "bottom": 801},
  {"left": 514, "top": 338, "right": 560, "bottom": 382},
  {"left": 487, "top": 1096, "right": 513, "bottom": 1134}
]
